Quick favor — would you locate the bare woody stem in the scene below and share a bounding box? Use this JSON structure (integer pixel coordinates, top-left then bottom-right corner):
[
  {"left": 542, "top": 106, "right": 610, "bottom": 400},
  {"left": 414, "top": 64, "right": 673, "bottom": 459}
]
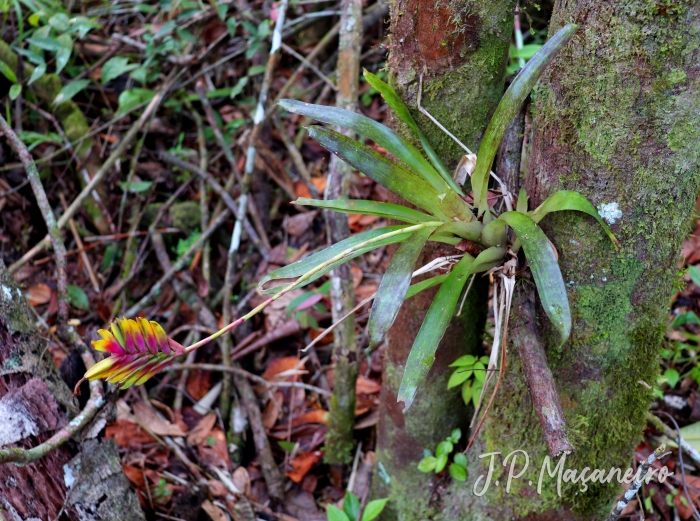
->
[
  {"left": 605, "top": 444, "right": 666, "bottom": 521},
  {"left": 0, "top": 114, "right": 69, "bottom": 329},
  {"left": 510, "top": 279, "right": 574, "bottom": 459}
]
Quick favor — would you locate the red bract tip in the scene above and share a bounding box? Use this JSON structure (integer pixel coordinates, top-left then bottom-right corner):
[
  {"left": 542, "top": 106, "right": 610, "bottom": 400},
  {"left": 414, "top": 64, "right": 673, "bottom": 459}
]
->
[{"left": 85, "top": 317, "right": 184, "bottom": 388}]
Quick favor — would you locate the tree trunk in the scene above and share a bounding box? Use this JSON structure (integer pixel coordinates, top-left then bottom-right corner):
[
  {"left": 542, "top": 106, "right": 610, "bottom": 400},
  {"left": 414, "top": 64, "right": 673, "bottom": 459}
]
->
[
  {"left": 372, "top": 1, "right": 514, "bottom": 519},
  {"left": 0, "top": 260, "right": 144, "bottom": 520},
  {"left": 461, "top": 2, "right": 700, "bottom": 519}
]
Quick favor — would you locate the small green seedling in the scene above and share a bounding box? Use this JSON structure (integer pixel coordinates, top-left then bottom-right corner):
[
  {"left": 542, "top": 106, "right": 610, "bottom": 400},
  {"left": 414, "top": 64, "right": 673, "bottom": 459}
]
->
[
  {"left": 417, "top": 428, "right": 467, "bottom": 482},
  {"left": 326, "top": 490, "right": 389, "bottom": 521},
  {"left": 447, "top": 355, "right": 490, "bottom": 408}
]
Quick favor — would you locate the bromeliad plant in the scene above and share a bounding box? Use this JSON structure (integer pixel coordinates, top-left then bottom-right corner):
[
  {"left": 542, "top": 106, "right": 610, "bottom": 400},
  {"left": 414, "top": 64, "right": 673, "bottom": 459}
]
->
[{"left": 83, "top": 25, "right": 618, "bottom": 418}]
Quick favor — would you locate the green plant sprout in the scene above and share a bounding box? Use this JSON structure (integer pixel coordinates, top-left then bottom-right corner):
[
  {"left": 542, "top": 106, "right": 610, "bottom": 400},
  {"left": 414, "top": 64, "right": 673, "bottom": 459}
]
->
[
  {"left": 326, "top": 490, "right": 388, "bottom": 521},
  {"left": 82, "top": 24, "right": 618, "bottom": 424},
  {"left": 417, "top": 428, "right": 467, "bottom": 482},
  {"left": 447, "top": 355, "right": 490, "bottom": 408}
]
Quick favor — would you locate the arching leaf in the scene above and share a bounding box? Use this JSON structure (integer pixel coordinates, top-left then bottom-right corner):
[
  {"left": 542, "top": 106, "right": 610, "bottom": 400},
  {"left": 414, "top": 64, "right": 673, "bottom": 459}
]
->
[
  {"left": 308, "top": 126, "right": 473, "bottom": 222},
  {"left": 497, "top": 211, "right": 571, "bottom": 345},
  {"left": 364, "top": 69, "right": 464, "bottom": 195},
  {"left": 294, "top": 198, "right": 434, "bottom": 224},
  {"left": 258, "top": 226, "right": 413, "bottom": 294},
  {"left": 279, "top": 99, "right": 448, "bottom": 193},
  {"left": 529, "top": 190, "right": 620, "bottom": 246},
  {"left": 368, "top": 226, "right": 435, "bottom": 349},
  {"left": 472, "top": 24, "right": 578, "bottom": 216},
  {"left": 398, "top": 254, "right": 475, "bottom": 411}
]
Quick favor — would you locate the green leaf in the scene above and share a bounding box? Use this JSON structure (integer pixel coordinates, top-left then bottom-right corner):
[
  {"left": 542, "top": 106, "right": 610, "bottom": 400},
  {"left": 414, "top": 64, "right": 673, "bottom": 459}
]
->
[
  {"left": 470, "top": 246, "right": 507, "bottom": 274},
  {"left": 417, "top": 456, "right": 437, "bottom": 472},
  {"left": 54, "top": 33, "right": 73, "bottom": 74},
  {"left": 230, "top": 76, "right": 248, "bottom": 99},
  {"left": 398, "top": 254, "right": 475, "bottom": 410},
  {"left": 307, "top": 126, "right": 453, "bottom": 221},
  {"left": 472, "top": 361, "right": 486, "bottom": 383},
  {"left": 510, "top": 43, "right": 543, "bottom": 60},
  {"left": 0, "top": 60, "right": 17, "bottom": 83},
  {"left": 689, "top": 265, "right": 700, "bottom": 287},
  {"left": 101, "top": 56, "right": 139, "bottom": 84},
  {"left": 498, "top": 211, "right": 571, "bottom": 345},
  {"left": 258, "top": 226, "right": 414, "bottom": 294},
  {"left": 435, "top": 453, "right": 448, "bottom": 473},
  {"left": 405, "top": 274, "right": 448, "bottom": 299},
  {"left": 277, "top": 440, "right": 296, "bottom": 452},
  {"left": 327, "top": 504, "right": 350, "bottom": 521},
  {"left": 54, "top": 79, "right": 90, "bottom": 104},
  {"left": 119, "top": 181, "right": 153, "bottom": 193},
  {"left": 28, "top": 62, "right": 46, "bottom": 85},
  {"left": 461, "top": 381, "right": 473, "bottom": 405},
  {"left": 516, "top": 187, "right": 528, "bottom": 213},
  {"left": 343, "top": 491, "right": 360, "bottom": 521},
  {"left": 361, "top": 499, "right": 389, "bottom": 521},
  {"left": 9, "top": 84, "right": 21, "bottom": 100},
  {"left": 435, "top": 221, "right": 483, "bottom": 241},
  {"left": 449, "top": 355, "right": 476, "bottom": 367},
  {"left": 48, "top": 12, "right": 70, "bottom": 32},
  {"left": 117, "top": 88, "right": 156, "bottom": 116},
  {"left": 368, "top": 226, "right": 434, "bottom": 348},
  {"left": 453, "top": 452, "right": 467, "bottom": 468},
  {"left": 436, "top": 440, "right": 453, "bottom": 457},
  {"left": 472, "top": 24, "right": 578, "bottom": 215},
  {"left": 664, "top": 368, "right": 680, "bottom": 389},
  {"left": 295, "top": 198, "right": 434, "bottom": 224},
  {"left": 529, "top": 190, "right": 620, "bottom": 246},
  {"left": 67, "top": 284, "right": 89, "bottom": 310},
  {"left": 27, "top": 36, "right": 63, "bottom": 52},
  {"left": 450, "top": 428, "right": 462, "bottom": 442},
  {"left": 471, "top": 382, "right": 483, "bottom": 408},
  {"left": 279, "top": 99, "right": 449, "bottom": 193},
  {"left": 447, "top": 368, "right": 472, "bottom": 389},
  {"left": 449, "top": 463, "right": 467, "bottom": 482},
  {"left": 363, "top": 70, "right": 461, "bottom": 194},
  {"left": 680, "top": 422, "right": 700, "bottom": 453}
]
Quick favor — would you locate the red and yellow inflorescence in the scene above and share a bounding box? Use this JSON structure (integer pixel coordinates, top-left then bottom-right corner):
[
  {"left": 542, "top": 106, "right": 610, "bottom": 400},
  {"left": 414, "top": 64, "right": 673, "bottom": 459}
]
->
[{"left": 85, "top": 317, "right": 184, "bottom": 389}]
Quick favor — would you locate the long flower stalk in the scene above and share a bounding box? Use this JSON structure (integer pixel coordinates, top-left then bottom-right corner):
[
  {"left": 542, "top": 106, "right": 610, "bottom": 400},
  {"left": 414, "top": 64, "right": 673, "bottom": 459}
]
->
[{"left": 84, "top": 222, "right": 440, "bottom": 388}]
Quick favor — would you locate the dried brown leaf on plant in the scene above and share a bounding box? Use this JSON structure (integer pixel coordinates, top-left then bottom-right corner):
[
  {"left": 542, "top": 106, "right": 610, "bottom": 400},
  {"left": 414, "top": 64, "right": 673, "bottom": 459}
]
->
[{"left": 105, "top": 420, "right": 157, "bottom": 447}]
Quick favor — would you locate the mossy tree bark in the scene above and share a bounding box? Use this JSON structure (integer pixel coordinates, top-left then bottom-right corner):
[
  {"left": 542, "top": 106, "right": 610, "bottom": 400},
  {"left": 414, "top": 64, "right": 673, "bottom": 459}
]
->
[
  {"left": 458, "top": 2, "right": 700, "bottom": 520},
  {"left": 372, "top": 1, "right": 514, "bottom": 519}
]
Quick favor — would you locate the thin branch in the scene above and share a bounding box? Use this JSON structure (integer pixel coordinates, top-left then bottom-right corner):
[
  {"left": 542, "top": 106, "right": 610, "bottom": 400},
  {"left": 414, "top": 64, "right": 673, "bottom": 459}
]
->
[
  {"left": 164, "top": 363, "right": 331, "bottom": 396},
  {"left": 605, "top": 444, "right": 667, "bottom": 521},
  {"left": 0, "top": 114, "right": 69, "bottom": 331}
]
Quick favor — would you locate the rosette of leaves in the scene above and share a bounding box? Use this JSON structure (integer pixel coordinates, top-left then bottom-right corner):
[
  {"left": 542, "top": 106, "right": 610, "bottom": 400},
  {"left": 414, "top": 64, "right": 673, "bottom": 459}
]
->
[
  {"left": 265, "top": 23, "right": 618, "bottom": 411},
  {"left": 83, "top": 24, "right": 619, "bottom": 402}
]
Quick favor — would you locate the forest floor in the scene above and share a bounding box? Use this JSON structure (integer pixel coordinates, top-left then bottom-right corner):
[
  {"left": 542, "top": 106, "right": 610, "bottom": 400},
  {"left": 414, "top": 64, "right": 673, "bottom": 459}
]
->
[{"left": 0, "top": 1, "right": 697, "bottom": 520}]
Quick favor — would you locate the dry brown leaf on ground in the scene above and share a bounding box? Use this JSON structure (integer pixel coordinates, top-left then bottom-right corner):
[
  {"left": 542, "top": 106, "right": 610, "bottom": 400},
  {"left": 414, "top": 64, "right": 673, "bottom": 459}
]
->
[
  {"left": 187, "top": 412, "right": 217, "bottom": 446},
  {"left": 197, "top": 427, "right": 230, "bottom": 469},
  {"left": 292, "top": 410, "right": 328, "bottom": 426},
  {"left": 202, "top": 499, "right": 228, "bottom": 521},
  {"left": 133, "top": 401, "right": 187, "bottom": 437},
  {"left": 286, "top": 450, "right": 323, "bottom": 483},
  {"left": 263, "top": 356, "right": 305, "bottom": 381},
  {"left": 285, "top": 211, "right": 318, "bottom": 237},
  {"left": 186, "top": 369, "right": 212, "bottom": 401},
  {"left": 232, "top": 466, "right": 251, "bottom": 497},
  {"left": 356, "top": 375, "right": 381, "bottom": 395},
  {"left": 122, "top": 465, "right": 146, "bottom": 489},
  {"left": 106, "top": 420, "right": 157, "bottom": 447},
  {"left": 25, "top": 283, "right": 52, "bottom": 306}
]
